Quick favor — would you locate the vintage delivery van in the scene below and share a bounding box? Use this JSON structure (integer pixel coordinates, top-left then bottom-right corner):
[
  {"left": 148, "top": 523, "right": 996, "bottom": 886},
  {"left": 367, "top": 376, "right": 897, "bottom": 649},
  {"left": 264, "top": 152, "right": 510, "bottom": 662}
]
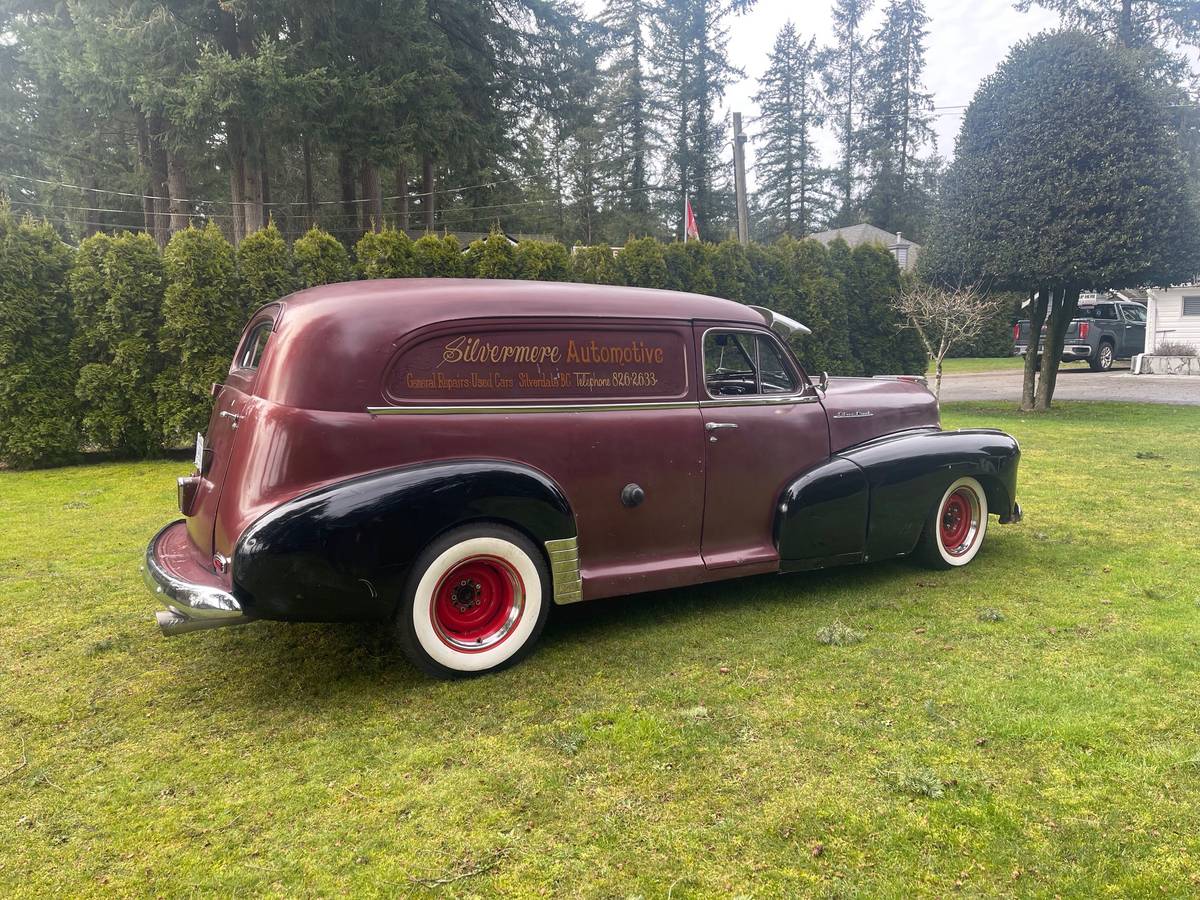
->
[{"left": 144, "top": 279, "right": 1021, "bottom": 677}]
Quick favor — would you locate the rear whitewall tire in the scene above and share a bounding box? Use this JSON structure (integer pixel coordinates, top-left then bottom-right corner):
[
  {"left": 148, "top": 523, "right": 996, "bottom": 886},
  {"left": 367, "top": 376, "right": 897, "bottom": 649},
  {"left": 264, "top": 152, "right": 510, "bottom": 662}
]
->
[{"left": 397, "top": 524, "right": 550, "bottom": 677}]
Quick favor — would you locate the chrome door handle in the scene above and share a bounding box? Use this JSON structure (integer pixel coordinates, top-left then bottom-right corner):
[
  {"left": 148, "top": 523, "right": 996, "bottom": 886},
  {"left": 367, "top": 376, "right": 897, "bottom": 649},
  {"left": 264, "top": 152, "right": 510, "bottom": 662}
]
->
[
  {"left": 706, "top": 421, "right": 737, "bottom": 442},
  {"left": 219, "top": 410, "right": 241, "bottom": 429}
]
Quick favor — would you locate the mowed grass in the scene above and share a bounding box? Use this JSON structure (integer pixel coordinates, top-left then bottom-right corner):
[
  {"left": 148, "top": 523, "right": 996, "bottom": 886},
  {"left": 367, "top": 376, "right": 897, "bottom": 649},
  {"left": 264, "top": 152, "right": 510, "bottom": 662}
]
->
[
  {"left": 929, "top": 356, "right": 1026, "bottom": 375},
  {"left": 2, "top": 402, "right": 1200, "bottom": 897}
]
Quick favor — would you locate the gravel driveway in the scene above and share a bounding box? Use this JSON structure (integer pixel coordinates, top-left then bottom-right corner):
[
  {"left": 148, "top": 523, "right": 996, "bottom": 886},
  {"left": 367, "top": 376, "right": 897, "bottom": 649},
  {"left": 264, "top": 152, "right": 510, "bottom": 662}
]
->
[{"left": 939, "top": 364, "right": 1200, "bottom": 405}]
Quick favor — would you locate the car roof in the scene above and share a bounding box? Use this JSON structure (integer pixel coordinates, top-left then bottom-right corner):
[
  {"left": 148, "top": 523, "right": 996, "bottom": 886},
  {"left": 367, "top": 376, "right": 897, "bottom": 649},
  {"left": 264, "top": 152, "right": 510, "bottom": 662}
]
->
[
  {"left": 278, "top": 278, "right": 762, "bottom": 329},
  {"left": 255, "top": 279, "right": 764, "bottom": 412}
]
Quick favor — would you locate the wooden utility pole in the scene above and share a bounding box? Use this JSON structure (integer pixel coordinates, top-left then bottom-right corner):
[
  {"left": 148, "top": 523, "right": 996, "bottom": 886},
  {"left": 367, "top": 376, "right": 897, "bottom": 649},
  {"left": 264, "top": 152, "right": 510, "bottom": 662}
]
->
[{"left": 732, "top": 112, "right": 749, "bottom": 244}]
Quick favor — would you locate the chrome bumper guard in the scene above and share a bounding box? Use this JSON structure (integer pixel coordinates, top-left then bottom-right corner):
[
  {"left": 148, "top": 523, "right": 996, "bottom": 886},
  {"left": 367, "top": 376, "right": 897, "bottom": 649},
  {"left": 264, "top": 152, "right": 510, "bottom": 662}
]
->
[{"left": 142, "top": 520, "right": 250, "bottom": 636}]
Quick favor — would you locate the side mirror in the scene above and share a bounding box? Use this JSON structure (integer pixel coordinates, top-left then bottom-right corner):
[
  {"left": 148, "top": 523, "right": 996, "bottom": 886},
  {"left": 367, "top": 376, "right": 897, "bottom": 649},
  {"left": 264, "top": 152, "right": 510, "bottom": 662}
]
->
[{"left": 818, "top": 371, "right": 829, "bottom": 393}]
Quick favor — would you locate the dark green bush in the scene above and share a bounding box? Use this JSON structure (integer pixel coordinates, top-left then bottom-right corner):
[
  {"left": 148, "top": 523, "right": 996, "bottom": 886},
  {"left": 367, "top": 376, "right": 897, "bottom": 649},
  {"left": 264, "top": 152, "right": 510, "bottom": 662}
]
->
[
  {"left": 466, "top": 229, "right": 519, "bottom": 279},
  {"left": 0, "top": 209, "right": 78, "bottom": 467},
  {"left": 355, "top": 226, "right": 417, "bottom": 280},
  {"left": 710, "top": 240, "right": 752, "bottom": 303},
  {"left": 412, "top": 234, "right": 465, "bottom": 277},
  {"left": 663, "top": 241, "right": 716, "bottom": 295},
  {"left": 238, "top": 221, "right": 297, "bottom": 309},
  {"left": 843, "top": 243, "right": 925, "bottom": 376},
  {"left": 70, "top": 231, "right": 165, "bottom": 456},
  {"left": 294, "top": 225, "right": 352, "bottom": 287},
  {"left": 156, "top": 224, "right": 242, "bottom": 443},
  {"left": 569, "top": 245, "right": 618, "bottom": 285},
  {"left": 516, "top": 240, "right": 570, "bottom": 281},
  {"left": 614, "top": 236, "right": 667, "bottom": 288}
]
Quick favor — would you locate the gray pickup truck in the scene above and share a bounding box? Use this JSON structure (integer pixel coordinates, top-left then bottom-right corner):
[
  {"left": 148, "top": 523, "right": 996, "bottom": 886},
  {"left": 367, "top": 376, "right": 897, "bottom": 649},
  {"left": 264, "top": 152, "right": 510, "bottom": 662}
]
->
[{"left": 1013, "top": 299, "right": 1147, "bottom": 371}]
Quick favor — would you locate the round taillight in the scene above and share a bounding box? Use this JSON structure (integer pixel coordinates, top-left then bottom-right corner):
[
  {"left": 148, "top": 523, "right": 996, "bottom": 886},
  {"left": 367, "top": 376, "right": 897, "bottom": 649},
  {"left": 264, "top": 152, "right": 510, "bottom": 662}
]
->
[{"left": 212, "top": 554, "right": 229, "bottom": 574}]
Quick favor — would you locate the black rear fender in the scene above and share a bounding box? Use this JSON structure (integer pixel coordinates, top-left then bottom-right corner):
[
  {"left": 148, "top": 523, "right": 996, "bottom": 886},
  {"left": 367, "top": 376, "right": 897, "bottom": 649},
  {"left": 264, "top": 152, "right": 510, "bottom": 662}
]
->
[{"left": 232, "top": 460, "right": 575, "bottom": 622}]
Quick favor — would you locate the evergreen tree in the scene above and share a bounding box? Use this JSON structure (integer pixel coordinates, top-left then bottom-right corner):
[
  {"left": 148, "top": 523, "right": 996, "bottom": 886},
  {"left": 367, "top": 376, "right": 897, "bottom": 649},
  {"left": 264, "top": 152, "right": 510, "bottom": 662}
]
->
[
  {"left": 155, "top": 224, "right": 242, "bottom": 442},
  {"left": 824, "top": 0, "right": 873, "bottom": 225},
  {"left": 412, "top": 234, "right": 466, "bottom": 277},
  {"left": 598, "top": 0, "right": 659, "bottom": 237},
  {"left": 0, "top": 208, "right": 78, "bottom": 467},
  {"left": 861, "top": 0, "right": 936, "bottom": 239},
  {"left": 70, "top": 231, "right": 165, "bottom": 456},
  {"left": 615, "top": 235, "right": 669, "bottom": 286},
  {"left": 753, "top": 23, "right": 834, "bottom": 238},
  {"left": 294, "top": 226, "right": 352, "bottom": 288},
  {"left": 355, "top": 227, "right": 417, "bottom": 280},
  {"left": 516, "top": 241, "right": 571, "bottom": 281},
  {"left": 237, "top": 222, "right": 297, "bottom": 310},
  {"left": 570, "top": 244, "right": 620, "bottom": 283},
  {"left": 650, "top": 0, "right": 748, "bottom": 241}
]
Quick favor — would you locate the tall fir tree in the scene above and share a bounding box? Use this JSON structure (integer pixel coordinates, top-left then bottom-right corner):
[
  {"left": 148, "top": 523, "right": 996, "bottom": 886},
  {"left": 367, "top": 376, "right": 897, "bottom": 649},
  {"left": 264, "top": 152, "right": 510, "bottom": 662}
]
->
[
  {"left": 598, "top": 0, "right": 659, "bottom": 237},
  {"left": 650, "top": 0, "right": 748, "bottom": 241},
  {"left": 861, "top": 0, "right": 936, "bottom": 239},
  {"left": 752, "top": 23, "right": 834, "bottom": 238},
  {"left": 824, "top": 0, "right": 873, "bottom": 225}
]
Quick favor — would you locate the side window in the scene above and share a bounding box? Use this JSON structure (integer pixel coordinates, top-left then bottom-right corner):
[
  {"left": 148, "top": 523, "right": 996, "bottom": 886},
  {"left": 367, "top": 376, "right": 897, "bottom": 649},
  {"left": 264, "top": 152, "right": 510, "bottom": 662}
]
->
[
  {"left": 1121, "top": 304, "right": 1147, "bottom": 323},
  {"left": 1091, "top": 303, "right": 1116, "bottom": 320},
  {"left": 235, "top": 322, "right": 272, "bottom": 370},
  {"left": 703, "top": 330, "right": 799, "bottom": 396},
  {"left": 757, "top": 335, "right": 796, "bottom": 394},
  {"left": 704, "top": 332, "right": 757, "bottom": 396}
]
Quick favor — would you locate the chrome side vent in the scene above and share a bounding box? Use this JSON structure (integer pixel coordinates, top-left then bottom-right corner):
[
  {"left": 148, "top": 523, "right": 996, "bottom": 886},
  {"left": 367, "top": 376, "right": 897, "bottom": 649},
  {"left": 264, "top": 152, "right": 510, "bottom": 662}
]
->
[{"left": 545, "top": 537, "right": 582, "bottom": 604}]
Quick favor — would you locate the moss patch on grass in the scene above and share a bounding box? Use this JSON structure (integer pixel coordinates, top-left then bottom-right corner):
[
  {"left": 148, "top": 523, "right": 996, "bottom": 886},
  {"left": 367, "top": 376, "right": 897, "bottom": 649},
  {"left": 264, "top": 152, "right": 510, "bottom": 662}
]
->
[{"left": 2, "top": 402, "right": 1199, "bottom": 895}]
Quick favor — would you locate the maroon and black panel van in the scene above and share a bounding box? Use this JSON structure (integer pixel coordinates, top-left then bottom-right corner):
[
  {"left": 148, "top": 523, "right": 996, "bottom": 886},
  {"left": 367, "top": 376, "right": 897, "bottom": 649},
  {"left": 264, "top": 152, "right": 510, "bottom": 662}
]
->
[{"left": 144, "top": 279, "right": 1021, "bottom": 677}]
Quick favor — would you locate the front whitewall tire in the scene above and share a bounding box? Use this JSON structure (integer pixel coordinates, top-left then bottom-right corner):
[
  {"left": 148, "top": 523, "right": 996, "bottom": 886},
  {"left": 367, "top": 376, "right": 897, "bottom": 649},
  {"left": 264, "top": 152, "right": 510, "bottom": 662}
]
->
[{"left": 933, "top": 476, "right": 988, "bottom": 567}]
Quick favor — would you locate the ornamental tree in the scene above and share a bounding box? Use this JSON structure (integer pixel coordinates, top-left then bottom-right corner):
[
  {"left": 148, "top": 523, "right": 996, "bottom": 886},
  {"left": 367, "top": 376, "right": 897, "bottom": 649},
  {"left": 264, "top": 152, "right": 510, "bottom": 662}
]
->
[{"left": 923, "top": 30, "right": 1200, "bottom": 409}]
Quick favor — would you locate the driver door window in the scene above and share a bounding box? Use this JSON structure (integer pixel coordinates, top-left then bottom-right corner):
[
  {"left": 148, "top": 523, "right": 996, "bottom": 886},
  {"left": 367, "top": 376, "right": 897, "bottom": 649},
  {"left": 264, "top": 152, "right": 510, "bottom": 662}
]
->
[{"left": 703, "top": 330, "right": 797, "bottom": 397}]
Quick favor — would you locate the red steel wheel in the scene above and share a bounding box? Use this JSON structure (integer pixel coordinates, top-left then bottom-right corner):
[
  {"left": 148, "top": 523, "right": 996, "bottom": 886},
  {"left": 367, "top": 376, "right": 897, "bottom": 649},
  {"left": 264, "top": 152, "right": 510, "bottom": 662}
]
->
[
  {"left": 916, "top": 476, "right": 989, "bottom": 569},
  {"left": 431, "top": 556, "right": 524, "bottom": 652},
  {"left": 396, "top": 523, "right": 551, "bottom": 678}
]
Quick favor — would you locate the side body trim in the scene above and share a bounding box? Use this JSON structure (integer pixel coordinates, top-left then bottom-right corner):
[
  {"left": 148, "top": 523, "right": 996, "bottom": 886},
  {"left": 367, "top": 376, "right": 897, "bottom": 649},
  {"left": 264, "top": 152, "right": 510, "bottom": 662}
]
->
[{"left": 367, "top": 395, "right": 819, "bottom": 415}]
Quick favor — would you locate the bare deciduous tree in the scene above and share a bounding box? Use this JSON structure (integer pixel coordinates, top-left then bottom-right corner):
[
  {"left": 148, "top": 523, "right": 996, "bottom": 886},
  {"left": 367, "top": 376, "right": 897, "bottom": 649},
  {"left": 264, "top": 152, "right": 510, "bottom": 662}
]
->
[{"left": 894, "top": 281, "right": 1004, "bottom": 403}]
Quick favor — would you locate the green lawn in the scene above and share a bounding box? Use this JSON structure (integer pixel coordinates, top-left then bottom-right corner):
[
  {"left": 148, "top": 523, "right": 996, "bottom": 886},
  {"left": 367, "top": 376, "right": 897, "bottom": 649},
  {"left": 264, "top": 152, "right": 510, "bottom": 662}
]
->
[
  {"left": 3, "top": 402, "right": 1199, "bottom": 896},
  {"left": 929, "top": 357, "right": 1026, "bottom": 375}
]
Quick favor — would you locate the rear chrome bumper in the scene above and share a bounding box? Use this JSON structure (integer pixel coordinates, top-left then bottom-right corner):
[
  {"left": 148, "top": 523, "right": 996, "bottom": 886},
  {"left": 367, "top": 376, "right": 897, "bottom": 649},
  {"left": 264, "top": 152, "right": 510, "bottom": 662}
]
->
[{"left": 142, "top": 520, "right": 250, "bottom": 636}]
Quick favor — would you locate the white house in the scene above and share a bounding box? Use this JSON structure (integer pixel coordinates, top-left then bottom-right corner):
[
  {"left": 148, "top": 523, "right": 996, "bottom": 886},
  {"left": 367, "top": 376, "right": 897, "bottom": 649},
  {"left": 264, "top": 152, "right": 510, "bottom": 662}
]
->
[{"left": 1144, "top": 286, "right": 1200, "bottom": 353}]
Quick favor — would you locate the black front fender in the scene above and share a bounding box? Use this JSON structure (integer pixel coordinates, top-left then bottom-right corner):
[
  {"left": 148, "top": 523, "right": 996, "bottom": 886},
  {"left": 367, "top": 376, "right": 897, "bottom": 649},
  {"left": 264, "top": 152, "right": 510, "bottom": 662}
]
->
[
  {"left": 845, "top": 428, "right": 1020, "bottom": 560},
  {"left": 776, "top": 428, "right": 1020, "bottom": 569},
  {"left": 232, "top": 459, "right": 575, "bottom": 622}
]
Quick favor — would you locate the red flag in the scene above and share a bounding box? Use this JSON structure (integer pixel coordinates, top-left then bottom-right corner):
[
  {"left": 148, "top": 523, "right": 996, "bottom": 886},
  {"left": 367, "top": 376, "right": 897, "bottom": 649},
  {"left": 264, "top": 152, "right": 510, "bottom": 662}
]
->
[{"left": 684, "top": 198, "right": 700, "bottom": 241}]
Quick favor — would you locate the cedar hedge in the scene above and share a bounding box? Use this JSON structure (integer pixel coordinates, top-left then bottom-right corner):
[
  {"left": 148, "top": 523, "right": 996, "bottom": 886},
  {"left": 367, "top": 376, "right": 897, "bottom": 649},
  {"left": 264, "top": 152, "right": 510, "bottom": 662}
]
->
[{"left": 0, "top": 215, "right": 922, "bottom": 468}]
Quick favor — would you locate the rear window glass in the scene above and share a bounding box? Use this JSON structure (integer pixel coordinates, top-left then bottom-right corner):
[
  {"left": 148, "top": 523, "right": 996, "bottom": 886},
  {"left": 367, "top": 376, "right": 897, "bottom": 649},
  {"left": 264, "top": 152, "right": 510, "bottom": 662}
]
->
[
  {"left": 235, "top": 322, "right": 272, "bottom": 370},
  {"left": 385, "top": 325, "right": 690, "bottom": 403}
]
